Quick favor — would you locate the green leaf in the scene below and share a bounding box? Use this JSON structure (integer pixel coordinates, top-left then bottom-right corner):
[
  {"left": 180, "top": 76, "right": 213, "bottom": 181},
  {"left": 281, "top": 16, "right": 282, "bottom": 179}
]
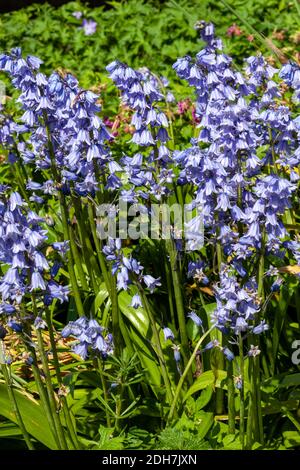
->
[
  {"left": 222, "top": 433, "right": 242, "bottom": 449},
  {"left": 271, "top": 284, "right": 294, "bottom": 372},
  {"left": 0, "top": 421, "right": 22, "bottom": 438},
  {"left": 97, "top": 425, "right": 124, "bottom": 450},
  {"left": 196, "top": 411, "right": 214, "bottom": 440},
  {"left": 261, "top": 373, "right": 300, "bottom": 392},
  {"left": 0, "top": 384, "right": 58, "bottom": 449},
  {"left": 262, "top": 398, "right": 299, "bottom": 415},
  {"left": 118, "top": 290, "right": 176, "bottom": 392},
  {"left": 194, "top": 385, "right": 214, "bottom": 410},
  {"left": 283, "top": 431, "right": 300, "bottom": 448},
  {"left": 183, "top": 370, "right": 227, "bottom": 401}
]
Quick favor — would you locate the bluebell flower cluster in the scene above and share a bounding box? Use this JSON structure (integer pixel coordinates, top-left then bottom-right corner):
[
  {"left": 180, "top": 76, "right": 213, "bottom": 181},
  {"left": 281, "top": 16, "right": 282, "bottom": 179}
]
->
[
  {"left": 106, "top": 61, "right": 176, "bottom": 202},
  {"left": 187, "top": 260, "right": 209, "bottom": 285},
  {"left": 279, "top": 61, "right": 300, "bottom": 103},
  {"left": 0, "top": 23, "right": 299, "bottom": 373},
  {"left": 102, "top": 237, "right": 161, "bottom": 293},
  {"left": 0, "top": 187, "right": 69, "bottom": 332},
  {"left": 61, "top": 316, "right": 113, "bottom": 360},
  {"left": 0, "top": 48, "right": 113, "bottom": 197},
  {"left": 106, "top": 61, "right": 169, "bottom": 148},
  {"left": 173, "top": 22, "right": 300, "bottom": 278},
  {"left": 212, "top": 265, "right": 267, "bottom": 337}
]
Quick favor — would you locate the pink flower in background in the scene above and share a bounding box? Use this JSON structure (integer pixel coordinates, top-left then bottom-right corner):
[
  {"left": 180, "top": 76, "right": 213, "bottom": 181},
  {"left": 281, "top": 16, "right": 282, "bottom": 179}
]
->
[
  {"left": 177, "top": 99, "right": 190, "bottom": 115},
  {"left": 103, "top": 117, "right": 115, "bottom": 128},
  {"left": 227, "top": 24, "right": 242, "bottom": 37}
]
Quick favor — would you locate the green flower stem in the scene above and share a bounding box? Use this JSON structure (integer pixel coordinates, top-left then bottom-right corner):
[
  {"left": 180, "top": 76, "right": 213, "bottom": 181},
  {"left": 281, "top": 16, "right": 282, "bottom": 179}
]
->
[
  {"left": 0, "top": 344, "right": 35, "bottom": 450},
  {"left": 114, "top": 384, "right": 124, "bottom": 433},
  {"left": 45, "top": 307, "right": 81, "bottom": 450},
  {"left": 284, "top": 408, "right": 300, "bottom": 432},
  {"left": 32, "top": 295, "right": 68, "bottom": 449},
  {"left": 216, "top": 241, "right": 223, "bottom": 272},
  {"left": 255, "top": 360, "right": 264, "bottom": 445},
  {"left": 258, "top": 245, "right": 265, "bottom": 301},
  {"left": 166, "top": 239, "right": 190, "bottom": 377},
  {"left": 168, "top": 324, "right": 216, "bottom": 423},
  {"left": 20, "top": 307, "right": 62, "bottom": 448},
  {"left": 164, "top": 257, "right": 176, "bottom": 329},
  {"left": 139, "top": 287, "right": 174, "bottom": 406},
  {"left": 153, "top": 72, "right": 175, "bottom": 149},
  {"left": 216, "top": 375, "right": 224, "bottom": 414},
  {"left": 110, "top": 272, "right": 122, "bottom": 355},
  {"left": 14, "top": 163, "right": 30, "bottom": 205},
  {"left": 59, "top": 194, "right": 85, "bottom": 316},
  {"left": 173, "top": 182, "right": 184, "bottom": 207},
  {"left": 246, "top": 356, "right": 254, "bottom": 449},
  {"left": 215, "top": 240, "right": 224, "bottom": 415},
  {"left": 25, "top": 345, "right": 61, "bottom": 448},
  {"left": 261, "top": 354, "right": 270, "bottom": 378},
  {"left": 253, "top": 230, "right": 265, "bottom": 445},
  {"left": 43, "top": 112, "right": 85, "bottom": 316},
  {"left": 27, "top": 348, "right": 61, "bottom": 449},
  {"left": 36, "top": 328, "right": 68, "bottom": 450},
  {"left": 227, "top": 358, "right": 236, "bottom": 434},
  {"left": 87, "top": 201, "right": 111, "bottom": 290},
  {"left": 67, "top": 221, "right": 89, "bottom": 293},
  {"left": 72, "top": 195, "right": 101, "bottom": 291},
  {"left": 238, "top": 332, "right": 245, "bottom": 450},
  {"left": 32, "top": 371, "right": 61, "bottom": 448},
  {"left": 87, "top": 201, "right": 126, "bottom": 352},
  {"left": 97, "top": 358, "right": 111, "bottom": 428}
]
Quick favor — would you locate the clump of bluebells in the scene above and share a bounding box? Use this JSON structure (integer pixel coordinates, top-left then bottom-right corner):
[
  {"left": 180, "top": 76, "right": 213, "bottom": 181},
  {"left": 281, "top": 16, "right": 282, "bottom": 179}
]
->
[
  {"left": 0, "top": 21, "right": 299, "bottom": 450},
  {"left": 0, "top": 186, "right": 69, "bottom": 333},
  {"left": 61, "top": 317, "right": 113, "bottom": 360},
  {"left": 102, "top": 237, "right": 161, "bottom": 292}
]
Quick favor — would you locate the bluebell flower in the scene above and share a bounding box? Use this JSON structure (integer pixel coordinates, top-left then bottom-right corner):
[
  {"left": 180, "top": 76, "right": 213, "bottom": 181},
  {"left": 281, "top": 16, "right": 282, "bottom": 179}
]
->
[
  {"left": 30, "top": 271, "right": 47, "bottom": 291},
  {"left": 106, "top": 60, "right": 172, "bottom": 182},
  {"left": 222, "top": 347, "right": 235, "bottom": 361},
  {"left": 117, "top": 267, "right": 130, "bottom": 291},
  {"left": 82, "top": 19, "right": 97, "bottom": 36},
  {"left": 0, "top": 304, "right": 16, "bottom": 315},
  {"left": 0, "top": 325, "right": 7, "bottom": 340},
  {"left": 234, "top": 375, "right": 243, "bottom": 390},
  {"left": 47, "top": 281, "right": 69, "bottom": 304},
  {"left": 279, "top": 61, "right": 300, "bottom": 103},
  {"left": 252, "top": 320, "right": 269, "bottom": 335},
  {"left": 163, "top": 327, "right": 175, "bottom": 341},
  {"left": 172, "top": 344, "right": 181, "bottom": 363},
  {"left": 142, "top": 274, "right": 161, "bottom": 293},
  {"left": 7, "top": 320, "right": 23, "bottom": 333},
  {"left": 187, "top": 311, "right": 203, "bottom": 328},
  {"left": 34, "top": 316, "right": 47, "bottom": 330},
  {"left": 248, "top": 345, "right": 261, "bottom": 357},
  {"left": 73, "top": 342, "right": 89, "bottom": 360},
  {"left": 0, "top": 49, "right": 113, "bottom": 197}
]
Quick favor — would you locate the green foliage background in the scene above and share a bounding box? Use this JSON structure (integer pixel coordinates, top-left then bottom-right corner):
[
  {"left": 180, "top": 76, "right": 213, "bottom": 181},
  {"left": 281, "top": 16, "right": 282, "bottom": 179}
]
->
[{"left": 0, "top": 0, "right": 299, "bottom": 87}]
